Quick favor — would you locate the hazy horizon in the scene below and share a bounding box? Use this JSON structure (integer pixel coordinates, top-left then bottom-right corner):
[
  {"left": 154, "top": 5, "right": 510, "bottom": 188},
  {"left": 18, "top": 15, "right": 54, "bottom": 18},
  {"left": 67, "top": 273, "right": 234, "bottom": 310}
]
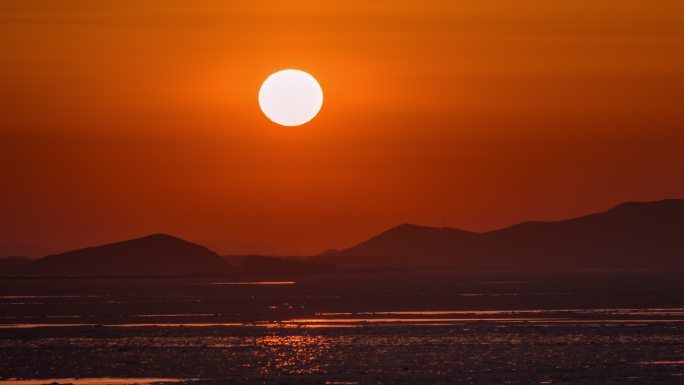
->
[{"left": 3, "top": 197, "right": 683, "bottom": 259}]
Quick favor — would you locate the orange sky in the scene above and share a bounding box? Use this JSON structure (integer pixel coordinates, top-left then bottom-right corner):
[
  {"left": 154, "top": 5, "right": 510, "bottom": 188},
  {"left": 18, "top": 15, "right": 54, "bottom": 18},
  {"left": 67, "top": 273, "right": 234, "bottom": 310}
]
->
[{"left": 1, "top": 0, "right": 684, "bottom": 255}]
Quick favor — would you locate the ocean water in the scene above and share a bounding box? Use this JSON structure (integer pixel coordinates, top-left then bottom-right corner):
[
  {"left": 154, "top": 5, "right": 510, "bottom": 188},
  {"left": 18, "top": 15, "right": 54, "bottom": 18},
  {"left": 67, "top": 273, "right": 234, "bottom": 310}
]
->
[{"left": 1, "top": 270, "right": 683, "bottom": 384}]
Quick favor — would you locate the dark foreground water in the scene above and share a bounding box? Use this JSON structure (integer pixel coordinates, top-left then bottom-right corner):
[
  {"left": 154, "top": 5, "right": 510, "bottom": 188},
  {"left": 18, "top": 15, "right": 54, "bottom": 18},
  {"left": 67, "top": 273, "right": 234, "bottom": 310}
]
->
[{"left": 1, "top": 270, "right": 683, "bottom": 384}]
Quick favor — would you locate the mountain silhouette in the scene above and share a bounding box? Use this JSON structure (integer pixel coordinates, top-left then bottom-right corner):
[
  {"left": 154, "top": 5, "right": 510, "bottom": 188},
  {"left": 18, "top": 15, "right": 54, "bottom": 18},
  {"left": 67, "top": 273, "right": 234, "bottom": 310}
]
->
[
  {"left": 6, "top": 199, "right": 683, "bottom": 275},
  {"left": 242, "top": 255, "right": 335, "bottom": 273},
  {"left": 0, "top": 256, "right": 31, "bottom": 269},
  {"left": 24, "top": 234, "right": 228, "bottom": 276},
  {"left": 322, "top": 199, "right": 684, "bottom": 268},
  {"left": 203, "top": 238, "right": 288, "bottom": 256},
  {"left": 0, "top": 242, "right": 53, "bottom": 259}
]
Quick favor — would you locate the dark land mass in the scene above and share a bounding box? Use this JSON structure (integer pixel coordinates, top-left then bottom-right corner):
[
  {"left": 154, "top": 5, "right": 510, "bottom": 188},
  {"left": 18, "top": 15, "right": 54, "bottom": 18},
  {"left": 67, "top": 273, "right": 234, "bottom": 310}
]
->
[
  {"left": 241, "top": 255, "right": 335, "bottom": 274},
  {"left": 16, "top": 234, "right": 228, "bottom": 276},
  {"left": 322, "top": 199, "right": 684, "bottom": 269},
  {"left": 1, "top": 235, "right": 332, "bottom": 277},
  {"left": 0, "top": 241, "right": 53, "bottom": 259},
  {"left": 0, "top": 255, "right": 31, "bottom": 268},
  {"left": 203, "top": 238, "right": 286, "bottom": 257},
  {"left": 2, "top": 199, "right": 683, "bottom": 277}
]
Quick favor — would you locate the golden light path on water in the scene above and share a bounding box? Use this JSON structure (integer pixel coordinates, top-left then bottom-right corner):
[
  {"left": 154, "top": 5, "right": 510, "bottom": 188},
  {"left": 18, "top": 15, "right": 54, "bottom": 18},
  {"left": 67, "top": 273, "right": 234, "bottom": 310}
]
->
[{"left": 3, "top": 318, "right": 684, "bottom": 329}]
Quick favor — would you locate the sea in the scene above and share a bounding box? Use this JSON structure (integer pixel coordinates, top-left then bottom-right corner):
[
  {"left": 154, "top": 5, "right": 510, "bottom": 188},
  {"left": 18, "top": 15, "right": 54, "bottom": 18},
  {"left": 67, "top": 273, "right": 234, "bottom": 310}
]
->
[{"left": 1, "top": 269, "right": 683, "bottom": 384}]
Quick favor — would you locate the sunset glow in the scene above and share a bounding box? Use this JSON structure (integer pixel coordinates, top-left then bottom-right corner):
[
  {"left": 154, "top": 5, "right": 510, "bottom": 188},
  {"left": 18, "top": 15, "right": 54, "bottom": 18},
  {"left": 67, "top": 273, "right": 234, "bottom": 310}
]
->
[
  {"left": 1, "top": 1, "right": 683, "bottom": 255},
  {"left": 1, "top": 2, "right": 683, "bottom": 384}
]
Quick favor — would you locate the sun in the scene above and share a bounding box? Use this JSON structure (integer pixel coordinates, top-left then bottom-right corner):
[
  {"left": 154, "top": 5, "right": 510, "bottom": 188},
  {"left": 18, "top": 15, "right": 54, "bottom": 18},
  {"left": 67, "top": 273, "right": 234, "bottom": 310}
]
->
[{"left": 258, "top": 69, "right": 323, "bottom": 126}]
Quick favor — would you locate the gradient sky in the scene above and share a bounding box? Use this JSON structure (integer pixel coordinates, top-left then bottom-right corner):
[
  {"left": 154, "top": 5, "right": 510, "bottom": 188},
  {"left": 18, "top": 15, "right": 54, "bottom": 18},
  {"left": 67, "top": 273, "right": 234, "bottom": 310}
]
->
[{"left": 2, "top": 0, "right": 684, "bottom": 256}]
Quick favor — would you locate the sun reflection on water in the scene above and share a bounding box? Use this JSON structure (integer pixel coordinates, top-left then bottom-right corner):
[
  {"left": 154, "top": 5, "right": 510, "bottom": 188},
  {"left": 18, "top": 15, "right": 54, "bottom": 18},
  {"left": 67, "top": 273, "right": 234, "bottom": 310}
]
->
[{"left": 256, "top": 335, "right": 330, "bottom": 375}]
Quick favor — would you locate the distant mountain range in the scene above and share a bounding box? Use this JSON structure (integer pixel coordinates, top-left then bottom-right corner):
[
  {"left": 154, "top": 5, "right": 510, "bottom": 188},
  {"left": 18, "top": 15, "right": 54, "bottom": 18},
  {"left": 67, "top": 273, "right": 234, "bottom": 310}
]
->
[
  {"left": 1, "top": 199, "right": 682, "bottom": 276},
  {"left": 0, "top": 256, "right": 31, "bottom": 269},
  {"left": 242, "top": 255, "right": 334, "bottom": 274},
  {"left": 0, "top": 242, "right": 54, "bottom": 259},
  {"left": 202, "top": 238, "right": 288, "bottom": 256},
  {"left": 20, "top": 234, "right": 228, "bottom": 276},
  {"left": 320, "top": 199, "right": 684, "bottom": 268},
  {"left": 2, "top": 234, "right": 332, "bottom": 276}
]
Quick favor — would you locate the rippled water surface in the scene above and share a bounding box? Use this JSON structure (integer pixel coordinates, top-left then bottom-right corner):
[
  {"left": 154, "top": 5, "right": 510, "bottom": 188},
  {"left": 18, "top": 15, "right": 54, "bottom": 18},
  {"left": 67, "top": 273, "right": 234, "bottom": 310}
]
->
[{"left": 1, "top": 270, "right": 683, "bottom": 384}]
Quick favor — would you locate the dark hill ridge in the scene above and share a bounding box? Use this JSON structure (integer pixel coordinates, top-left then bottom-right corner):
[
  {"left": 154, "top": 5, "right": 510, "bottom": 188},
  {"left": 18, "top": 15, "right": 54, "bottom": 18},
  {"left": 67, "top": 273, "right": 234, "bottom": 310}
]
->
[
  {"left": 242, "top": 255, "right": 335, "bottom": 274},
  {"left": 6, "top": 199, "right": 683, "bottom": 275},
  {"left": 322, "top": 199, "right": 684, "bottom": 268},
  {"left": 0, "top": 256, "right": 31, "bottom": 268},
  {"left": 25, "top": 234, "right": 228, "bottom": 276}
]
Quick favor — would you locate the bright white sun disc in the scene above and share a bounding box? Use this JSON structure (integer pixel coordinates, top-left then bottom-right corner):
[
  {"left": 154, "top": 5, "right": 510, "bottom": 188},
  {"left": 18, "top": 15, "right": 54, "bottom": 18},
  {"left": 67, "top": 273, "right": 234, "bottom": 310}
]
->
[{"left": 258, "top": 69, "right": 323, "bottom": 126}]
